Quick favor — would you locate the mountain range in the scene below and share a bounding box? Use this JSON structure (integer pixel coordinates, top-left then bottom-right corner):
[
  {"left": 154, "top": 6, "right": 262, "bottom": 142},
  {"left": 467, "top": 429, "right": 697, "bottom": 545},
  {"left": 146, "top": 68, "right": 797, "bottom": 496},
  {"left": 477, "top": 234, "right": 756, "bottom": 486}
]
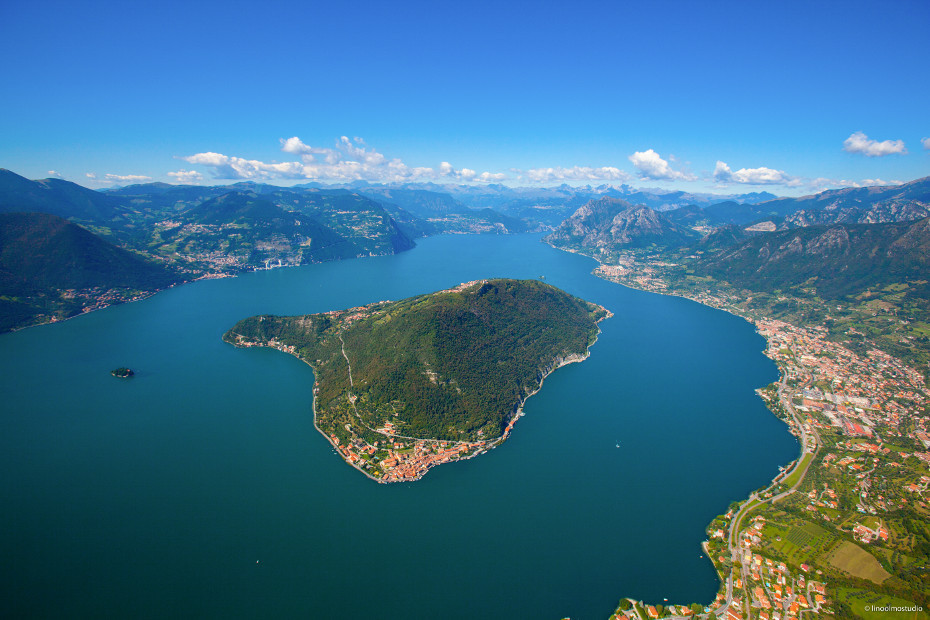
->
[{"left": 4, "top": 166, "right": 930, "bottom": 334}]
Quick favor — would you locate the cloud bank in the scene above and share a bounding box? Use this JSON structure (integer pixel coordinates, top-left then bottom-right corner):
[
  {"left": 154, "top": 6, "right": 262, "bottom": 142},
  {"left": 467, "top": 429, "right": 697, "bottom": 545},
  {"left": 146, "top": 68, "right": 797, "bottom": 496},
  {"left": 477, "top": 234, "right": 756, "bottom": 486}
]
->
[
  {"left": 523, "top": 166, "right": 629, "bottom": 183},
  {"left": 167, "top": 169, "right": 204, "bottom": 184},
  {"left": 182, "top": 136, "right": 507, "bottom": 185},
  {"left": 173, "top": 136, "right": 912, "bottom": 194}
]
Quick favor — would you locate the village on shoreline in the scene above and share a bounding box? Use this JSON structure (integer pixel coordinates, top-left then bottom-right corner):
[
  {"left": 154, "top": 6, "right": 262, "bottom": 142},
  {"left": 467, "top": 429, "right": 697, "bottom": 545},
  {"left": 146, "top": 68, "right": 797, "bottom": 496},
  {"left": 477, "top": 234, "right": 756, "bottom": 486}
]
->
[{"left": 594, "top": 257, "right": 929, "bottom": 620}]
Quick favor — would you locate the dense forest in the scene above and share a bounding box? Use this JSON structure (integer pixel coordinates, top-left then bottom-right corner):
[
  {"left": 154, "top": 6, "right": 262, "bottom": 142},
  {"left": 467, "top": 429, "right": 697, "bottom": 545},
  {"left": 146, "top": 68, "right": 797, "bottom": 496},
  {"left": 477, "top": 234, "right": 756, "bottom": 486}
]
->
[{"left": 224, "top": 279, "right": 609, "bottom": 442}]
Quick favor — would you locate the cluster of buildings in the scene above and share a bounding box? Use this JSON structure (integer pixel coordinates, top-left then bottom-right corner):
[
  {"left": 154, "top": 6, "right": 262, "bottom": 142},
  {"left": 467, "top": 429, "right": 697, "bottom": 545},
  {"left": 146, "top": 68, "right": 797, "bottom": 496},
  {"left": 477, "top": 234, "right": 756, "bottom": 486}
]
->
[
  {"left": 736, "top": 518, "right": 828, "bottom": 618},
  {"left": 54, "top": 287, "right": 154, "bottom": 318},
  {"left": 746, "top": 560, "right": 826, "bottom": 619},
  {"left": 377, "top": 439, "right": 482, "bottom": 482},
  {"left": 328, "top": 418, "right": 492, "bottom": 483},
  {"left": 595, "top": 256, "right": 930, "bottom": 620},
  {"left": 756, "top": 318, "right": 927, "bottom": 451}
]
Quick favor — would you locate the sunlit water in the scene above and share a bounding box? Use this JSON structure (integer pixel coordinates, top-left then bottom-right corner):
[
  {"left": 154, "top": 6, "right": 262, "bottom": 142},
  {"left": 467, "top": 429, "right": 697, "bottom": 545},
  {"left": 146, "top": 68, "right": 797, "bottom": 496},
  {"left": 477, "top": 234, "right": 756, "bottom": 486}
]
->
[{"left": 0, "top": 233, "right": 797, "bottom": 619}]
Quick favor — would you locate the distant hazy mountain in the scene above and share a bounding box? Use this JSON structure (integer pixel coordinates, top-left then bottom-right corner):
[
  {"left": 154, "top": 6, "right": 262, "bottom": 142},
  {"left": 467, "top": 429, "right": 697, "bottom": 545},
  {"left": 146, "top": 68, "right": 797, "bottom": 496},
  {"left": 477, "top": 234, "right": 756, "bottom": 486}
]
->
[
  {"left": 357, "top": 188, "right": 470, "bottom": 218},
  {"left": 763, "top": 176, "right": 930, "bottom": 214},
  {"left": 783, "top": 201, "right": 930, "bottom": 228},
  {"left": 545, "top": 196, "right": 698, "bottom": 253},
  {"left": 0, "top": 212, "right": 179, "bottom": 331},
  {"left": 660, "top": 178, "right": 930, "bottom": 234},
  {"left": 291, "top": 179, "right": 780, "bottom": 227}
]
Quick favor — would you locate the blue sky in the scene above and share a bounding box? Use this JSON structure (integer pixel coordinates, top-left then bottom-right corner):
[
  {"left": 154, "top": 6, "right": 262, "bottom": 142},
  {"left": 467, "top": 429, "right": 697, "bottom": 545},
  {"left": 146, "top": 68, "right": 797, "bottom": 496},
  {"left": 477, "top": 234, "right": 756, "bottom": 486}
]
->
[{"left": 1, "top": 0, "right": 928, "bottom": 195}]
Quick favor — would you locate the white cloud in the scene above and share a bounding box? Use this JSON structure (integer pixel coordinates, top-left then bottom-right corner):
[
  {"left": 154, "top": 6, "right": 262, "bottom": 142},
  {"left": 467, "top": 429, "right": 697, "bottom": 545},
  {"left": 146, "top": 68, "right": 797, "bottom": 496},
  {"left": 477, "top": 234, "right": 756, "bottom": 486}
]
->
[
  {"left": 47, "top": 170, "right": 64, "bottom": 178},
  {"left": 167, "top": 169, "right": 204, "bottom": 184},
  {"left": 181, "top": 152, "right": 305, "bottom": 180},
  {"left": 628, "top": 149, "right": 696, "bottom": 181},
  {"left": 82, "top": 171, "right": 151, "bottom": 186},
  {"left": 922, "top": 137, "right": 930, "bottom": 150},
  {"left": 843, "top": 131, "right": 907, "bottom": 157},
  {"left": 524, "top": 166, "right": 630, "bottom": 183},
  {"left": 714, "top": 161, "right": 797, "bottom": 185},
  {"left": 280, "top": 136, "right": 314, "bottom": 155},
  {"left": 477, "top": 171, "right": 508, "bottom": 183},
  {"left": 858, "top": 178, "right": 903, "bottom": 187},
  {"left": 806, "top": 177, "right": 904, "bottom": 191},
  {"left": 104, "top": 173, "right": 152, "bottom": 183}
]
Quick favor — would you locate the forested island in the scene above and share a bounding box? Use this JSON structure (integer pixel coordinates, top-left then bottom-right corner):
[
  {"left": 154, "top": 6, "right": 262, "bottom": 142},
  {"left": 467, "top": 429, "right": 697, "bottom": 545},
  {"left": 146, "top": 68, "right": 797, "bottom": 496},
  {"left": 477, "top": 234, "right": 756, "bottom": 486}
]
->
[{"left": 224, "top": 278, "right": 610, "bottom": 481}]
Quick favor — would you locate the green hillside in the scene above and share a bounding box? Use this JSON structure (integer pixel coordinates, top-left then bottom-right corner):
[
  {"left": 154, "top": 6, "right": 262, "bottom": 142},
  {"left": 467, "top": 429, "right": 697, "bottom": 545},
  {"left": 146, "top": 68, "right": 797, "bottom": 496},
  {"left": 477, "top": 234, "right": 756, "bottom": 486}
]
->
[
  {"left": 0, "top": 169, "right": 133, "bottom": 225},
  {"left": 224, "top": 279, "right": 609, "bottom": 449},
  {"left": 698, "top": 217, "right": 930, "bottom": 301},
  {"left": 0, "top": 212, "right": 180, "bottom": 331}
]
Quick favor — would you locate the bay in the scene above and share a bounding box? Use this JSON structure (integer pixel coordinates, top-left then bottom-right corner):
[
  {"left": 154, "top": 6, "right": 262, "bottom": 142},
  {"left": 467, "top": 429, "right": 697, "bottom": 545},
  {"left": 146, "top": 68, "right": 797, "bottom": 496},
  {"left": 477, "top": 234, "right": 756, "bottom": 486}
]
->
[{"left": 0, "top": 233, "right": 797, "bottom": 619}]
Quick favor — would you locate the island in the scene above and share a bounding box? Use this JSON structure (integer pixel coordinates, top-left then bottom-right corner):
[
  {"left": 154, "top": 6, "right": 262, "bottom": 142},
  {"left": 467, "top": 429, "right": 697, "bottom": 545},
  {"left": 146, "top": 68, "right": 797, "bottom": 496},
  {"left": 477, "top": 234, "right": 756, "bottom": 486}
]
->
[
  {"left": 224, "top": 278, "right": 610, "bottom": 482},
  {"left": 110, "top": 367, "right": 134, "bottom": 378}
]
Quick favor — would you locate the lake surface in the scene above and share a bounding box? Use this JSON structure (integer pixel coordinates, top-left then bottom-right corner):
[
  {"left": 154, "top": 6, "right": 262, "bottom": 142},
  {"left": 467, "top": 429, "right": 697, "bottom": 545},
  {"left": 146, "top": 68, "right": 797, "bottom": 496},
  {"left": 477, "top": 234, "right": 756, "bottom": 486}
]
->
[{"left": 0, "top": 233, "right": 797, "bottom": 619}]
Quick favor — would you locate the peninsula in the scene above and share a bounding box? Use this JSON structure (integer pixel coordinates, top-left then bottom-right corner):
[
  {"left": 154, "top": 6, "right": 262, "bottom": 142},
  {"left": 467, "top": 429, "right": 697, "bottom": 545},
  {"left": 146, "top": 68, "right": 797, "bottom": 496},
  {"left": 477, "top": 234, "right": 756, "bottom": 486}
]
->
[{"left": 224, "top": 278, "right": 610, "bottom": 482}]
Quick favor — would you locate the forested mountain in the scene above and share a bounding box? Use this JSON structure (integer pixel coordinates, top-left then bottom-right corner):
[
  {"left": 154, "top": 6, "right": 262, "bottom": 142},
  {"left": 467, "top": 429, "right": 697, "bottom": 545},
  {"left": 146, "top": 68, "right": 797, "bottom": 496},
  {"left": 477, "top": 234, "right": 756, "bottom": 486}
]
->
[
  {"left": 696, "top": 217, "right": 930, "bottom": 302},
  {"left": 0, "top": 212, "right": 180, "bottom": 331},
  {"left": 225, "top": 279, "right": 609, "bottom": 449},
  {"left": 104, "top": 182, "right": 232, "bottom": 217},
  {"left": 187, "top": 191, "right": 293, "bottom": 225},
  {"left": 0, "top": 169, "right": 132, "bottom": 225}
]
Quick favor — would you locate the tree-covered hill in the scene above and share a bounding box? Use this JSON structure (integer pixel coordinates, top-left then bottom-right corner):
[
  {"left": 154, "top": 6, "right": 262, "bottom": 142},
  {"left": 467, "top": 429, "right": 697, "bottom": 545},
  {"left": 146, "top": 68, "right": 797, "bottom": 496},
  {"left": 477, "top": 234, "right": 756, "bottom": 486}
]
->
[
  {"left": 0, "top": 169, "right": 133, "bottom": 225},
  {"left": 0, "top": 212, "right": 180, "bottom": 331},
  {"left": 224, "top": 279, "right": 609, "bottom": 459},
  {"left": 696, "top": 217, "right": 930, "bottom": 302}
]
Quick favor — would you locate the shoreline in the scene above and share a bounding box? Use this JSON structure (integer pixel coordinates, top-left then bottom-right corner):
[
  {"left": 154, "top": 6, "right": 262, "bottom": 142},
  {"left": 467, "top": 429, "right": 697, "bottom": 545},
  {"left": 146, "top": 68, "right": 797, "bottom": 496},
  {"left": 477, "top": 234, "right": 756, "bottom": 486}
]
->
[
  {"left": 229, "top": 300, "right": 612, "bottom": 484},
  {"left": 4, "top": 246, "right": 404, "bottom": 337},
  {"left": 549, "top": 243, "right": 805, "bottom": 614},
  {"left": 6, "top": 280, "right": 188, "bottom": 335}
]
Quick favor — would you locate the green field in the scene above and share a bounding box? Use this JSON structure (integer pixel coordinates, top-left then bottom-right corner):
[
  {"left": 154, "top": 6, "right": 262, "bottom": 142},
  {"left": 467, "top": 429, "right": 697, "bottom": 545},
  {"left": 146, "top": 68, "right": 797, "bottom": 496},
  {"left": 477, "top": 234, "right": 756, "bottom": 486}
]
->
[
  {"left": 824, "top": 541, "right": 891, "bottom": 584},
  {"left": 780, "top": 451, "right": 815, "bottom": 489},
  {"left": 763, "top": 519, "right": 836, "bottom": 566},
  {"left": 837, "top": 587, "right": 928, "bottom": 620}
]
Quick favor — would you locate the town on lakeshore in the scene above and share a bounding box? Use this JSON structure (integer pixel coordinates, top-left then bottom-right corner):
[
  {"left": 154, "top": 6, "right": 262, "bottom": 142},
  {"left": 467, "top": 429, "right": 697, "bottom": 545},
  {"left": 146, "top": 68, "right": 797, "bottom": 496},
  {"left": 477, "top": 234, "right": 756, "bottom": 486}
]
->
[{"left": 595, "top": 258, "right": 929, "bottom": 620}]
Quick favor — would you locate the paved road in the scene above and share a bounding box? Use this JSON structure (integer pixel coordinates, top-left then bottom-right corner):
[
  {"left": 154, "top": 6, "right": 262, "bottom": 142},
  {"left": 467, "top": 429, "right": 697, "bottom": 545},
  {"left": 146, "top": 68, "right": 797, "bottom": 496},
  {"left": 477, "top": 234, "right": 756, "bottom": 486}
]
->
[{"left": 718, "top": 373, "right": 822, "bottom": 616}]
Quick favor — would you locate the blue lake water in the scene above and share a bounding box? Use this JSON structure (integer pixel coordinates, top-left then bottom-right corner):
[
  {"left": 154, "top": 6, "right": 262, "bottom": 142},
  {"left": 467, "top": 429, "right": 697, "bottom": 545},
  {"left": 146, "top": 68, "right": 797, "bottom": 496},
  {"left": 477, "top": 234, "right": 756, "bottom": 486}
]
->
[{"left": 0, "top": 233, "right": 798, "bottom": 619}]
